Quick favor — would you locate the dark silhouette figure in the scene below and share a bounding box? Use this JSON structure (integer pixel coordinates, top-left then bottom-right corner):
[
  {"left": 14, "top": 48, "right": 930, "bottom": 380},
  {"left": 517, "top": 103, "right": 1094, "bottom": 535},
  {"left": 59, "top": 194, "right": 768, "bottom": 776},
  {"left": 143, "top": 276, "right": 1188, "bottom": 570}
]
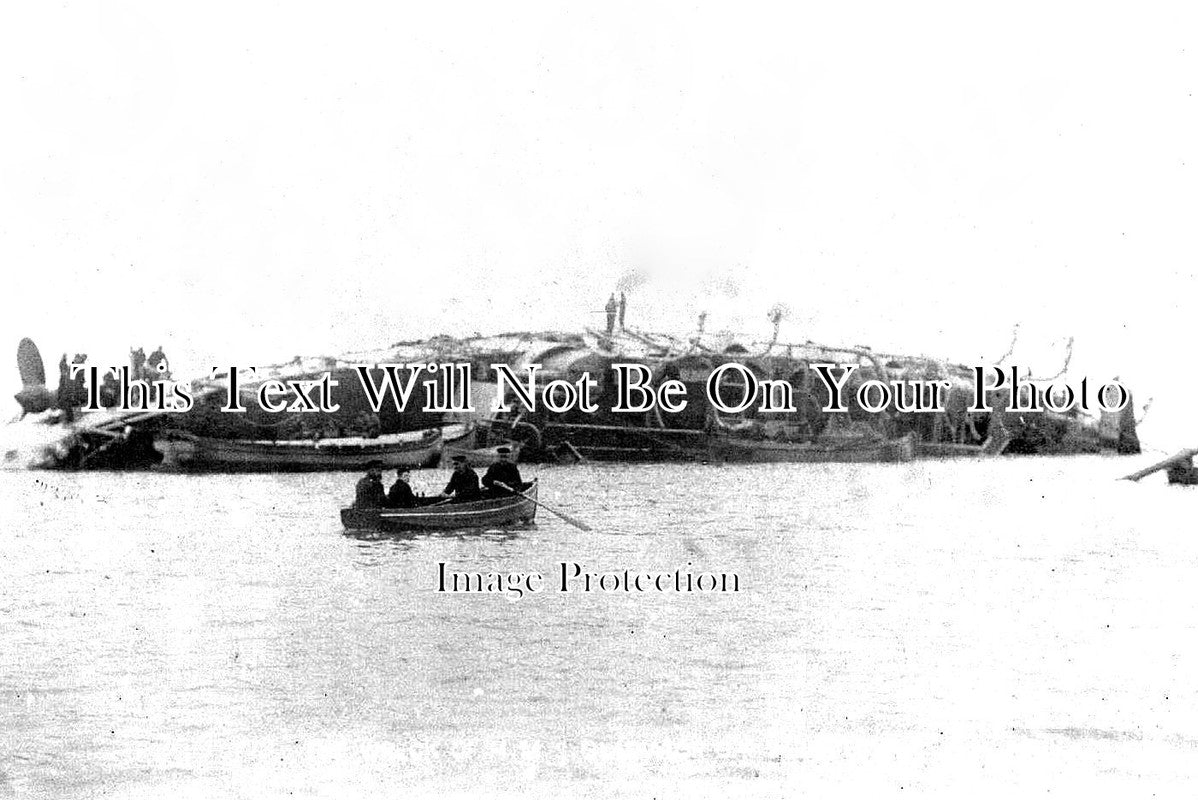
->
[
  {"left": 56, "top": 354, "right": 72, "bottom": 421},
  {"left": 482, "top": 447, "right": 525, "bottom": 494},
  {"left": 130, "top": 347, "right": 146, "bottom": 381},
  {"left": 605, "top": 294, "right": 618, "bottom": 335},
  {"left": 354, "top": 463, "right": 387, "bottom": 509},
  {"left": 441, "top": 456, "right": 481, "bottom": 502},
  {"left": 386, "top": 468, "right": 419, "bottom": 508},
  {"left": 99, "top": 371, "right": 120, "bottom": 408},
  {"left": 147, "top": 346, "right": 169, "bottom": 378}
]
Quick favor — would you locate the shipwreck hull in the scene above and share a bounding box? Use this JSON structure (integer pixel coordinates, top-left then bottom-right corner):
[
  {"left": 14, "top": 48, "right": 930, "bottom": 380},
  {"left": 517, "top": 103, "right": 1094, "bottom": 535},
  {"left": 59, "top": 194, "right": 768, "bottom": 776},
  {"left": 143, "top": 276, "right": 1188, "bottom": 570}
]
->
[{"left": 7, "top": 329, "right": 1144, "bottom": 470}]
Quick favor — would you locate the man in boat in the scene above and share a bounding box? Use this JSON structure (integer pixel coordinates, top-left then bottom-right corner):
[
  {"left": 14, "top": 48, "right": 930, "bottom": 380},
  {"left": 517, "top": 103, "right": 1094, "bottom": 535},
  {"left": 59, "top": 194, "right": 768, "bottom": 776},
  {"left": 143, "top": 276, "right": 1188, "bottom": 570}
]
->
[
  {"left": 481, "top": 446, "right": 527, "bottom": 495},
  {"left": 440, "top": 455, "right": 481, "bottom": 502},
  {"left": 386, "top": 466, "right": 419, "bottom": 508},
  {"left": 354, "top": 461, "right": 388, "bottom": 509}
]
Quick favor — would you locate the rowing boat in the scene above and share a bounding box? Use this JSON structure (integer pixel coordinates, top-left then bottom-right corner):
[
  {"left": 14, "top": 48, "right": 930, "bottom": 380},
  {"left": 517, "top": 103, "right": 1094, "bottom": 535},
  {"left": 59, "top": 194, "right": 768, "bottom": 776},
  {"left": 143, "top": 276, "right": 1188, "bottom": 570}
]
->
[
  {"left": 442, "top": 425, "right": 524, "bottom": 467},
  {"left": 915, "top": 441, "right": 987, "bottom": 459},
  {"left": 341, "top": 480, "right": 539, "bottom": 531},
  {"left": 1122, "top": 448, "right": 1198, "bottom": 485},
  {"left": 707, "top": 431, "right": 917, "bottom": 463},
  {"left": 161, "top": 428, "right": 442, "bottom": 472},
  {"left": 1167, "top": 464, "right": 1198, "bottom": 485}
]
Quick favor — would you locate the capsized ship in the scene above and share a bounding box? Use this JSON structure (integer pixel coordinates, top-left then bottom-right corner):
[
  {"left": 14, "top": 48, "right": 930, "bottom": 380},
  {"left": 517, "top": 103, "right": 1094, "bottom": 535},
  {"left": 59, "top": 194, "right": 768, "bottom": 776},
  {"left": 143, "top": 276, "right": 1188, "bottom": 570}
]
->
[
  {"left": 4, "top": 325, "right": 1140, "bottom": 470},
  {"left": 439, "top": 327, "right": 1139, "bottom": 463}
]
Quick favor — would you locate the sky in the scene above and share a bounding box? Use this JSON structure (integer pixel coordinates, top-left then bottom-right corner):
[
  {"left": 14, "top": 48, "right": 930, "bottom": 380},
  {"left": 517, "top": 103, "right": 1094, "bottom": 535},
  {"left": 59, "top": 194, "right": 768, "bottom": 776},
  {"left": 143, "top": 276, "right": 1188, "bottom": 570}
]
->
[{"left": 1, "top": 2, "right": 1195, "bottom": 444}]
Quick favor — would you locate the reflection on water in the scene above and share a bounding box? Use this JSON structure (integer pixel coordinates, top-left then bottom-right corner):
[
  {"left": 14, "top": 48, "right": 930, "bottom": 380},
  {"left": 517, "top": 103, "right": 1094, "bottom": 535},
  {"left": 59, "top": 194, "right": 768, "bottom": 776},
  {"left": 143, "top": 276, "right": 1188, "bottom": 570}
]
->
[
  {"left": 343, "top": 526, "right": 532, "bottom": 548},
  {"left": 2, "top": 458, "right": 1198, "bottom": 797}
]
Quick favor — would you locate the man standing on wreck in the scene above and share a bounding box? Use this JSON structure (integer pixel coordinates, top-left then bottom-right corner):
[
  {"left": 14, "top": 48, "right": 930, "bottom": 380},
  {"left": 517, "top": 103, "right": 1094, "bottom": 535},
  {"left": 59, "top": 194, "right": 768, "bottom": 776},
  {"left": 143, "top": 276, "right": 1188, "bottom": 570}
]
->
[{"left": 605, "top": 294, "right": 618, "bottom": 335}]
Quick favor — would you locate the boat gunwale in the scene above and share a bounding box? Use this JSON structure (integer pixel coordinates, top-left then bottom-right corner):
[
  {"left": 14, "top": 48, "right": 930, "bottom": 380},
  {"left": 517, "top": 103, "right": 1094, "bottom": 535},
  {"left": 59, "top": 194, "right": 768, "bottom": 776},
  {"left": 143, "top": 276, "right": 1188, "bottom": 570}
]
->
[{"left": 169, "top": 428, "right": 441, "bottom": 451}]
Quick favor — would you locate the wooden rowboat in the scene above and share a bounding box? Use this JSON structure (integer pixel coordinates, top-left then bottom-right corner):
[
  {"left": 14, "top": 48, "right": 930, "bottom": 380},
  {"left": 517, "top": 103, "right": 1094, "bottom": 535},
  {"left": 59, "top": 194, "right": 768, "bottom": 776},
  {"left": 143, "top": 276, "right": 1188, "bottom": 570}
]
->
[
  {"left": 708, "top": 431, "right": 917, "bottom": 464},
  {"left": 915, "top": 441, "right": 987, "bottom": 459},
  {"left": 1121, "top": 448, "right": 1198, "bottom": 485},
  {"left": 341, "top": 481, "right": 539, "bottom": 531},
  {"left": 1167, "top": 464, "right": 1198, "bottom": 485},
  {"left": 441, "top": 422, "right": 523, "bottom": 467},
  {"left": 162, "top": 428, "right": 442, "bottom": 472}
]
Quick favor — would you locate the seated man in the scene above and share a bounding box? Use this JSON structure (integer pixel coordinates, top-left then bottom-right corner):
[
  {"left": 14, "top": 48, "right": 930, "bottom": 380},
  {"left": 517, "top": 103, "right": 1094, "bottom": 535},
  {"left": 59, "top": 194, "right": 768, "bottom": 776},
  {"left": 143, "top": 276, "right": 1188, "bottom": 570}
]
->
[
  {"left": 481, "top": 446, "right": 527, "bottom": 494},
  {"left": 386, "top": 466, "right": 419, "bottom": 508},
  {"left": 354, "top": 461, "right": 387, "bottom": 509},
  {"left": 440, "top": 455, "right": 481, "bottom": 502}
]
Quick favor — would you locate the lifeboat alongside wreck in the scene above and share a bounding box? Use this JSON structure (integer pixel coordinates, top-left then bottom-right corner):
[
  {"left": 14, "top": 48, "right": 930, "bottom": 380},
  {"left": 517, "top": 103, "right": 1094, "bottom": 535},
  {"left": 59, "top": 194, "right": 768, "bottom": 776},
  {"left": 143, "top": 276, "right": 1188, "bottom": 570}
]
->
[
  {"left": 4, "top": 326, "right": 1142, "bottom": 470},
  {"left": 159, "top": 428, "right": 443, "bottom": 473}
]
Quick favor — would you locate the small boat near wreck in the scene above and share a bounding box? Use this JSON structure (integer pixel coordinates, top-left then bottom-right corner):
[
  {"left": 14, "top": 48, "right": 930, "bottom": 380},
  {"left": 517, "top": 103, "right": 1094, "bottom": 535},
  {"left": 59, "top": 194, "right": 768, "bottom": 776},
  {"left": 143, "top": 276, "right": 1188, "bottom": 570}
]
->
[
  {"left": 441, "top": 423, "right": 524, "bottom": 467},
  {"left": 1121, "top": 448, "right": 1198, "bottom": 486},
  {"left": 708, "top": 431, "right": 917, "bottom": 463},
  {"left": 161, "top": 428, "right": 442, "bottom": 472},
  {"left": 1167, "top": 463, "right": 1198, "bottom": 485},
  {"left": 341, "top": 481, "right": 539, "bottom": 531},
  {"left": 915, "top": 441, "right": 986, "bottom": 458},
  {"left": 501, "top": 413, "right": 921, "bottom": 464}
]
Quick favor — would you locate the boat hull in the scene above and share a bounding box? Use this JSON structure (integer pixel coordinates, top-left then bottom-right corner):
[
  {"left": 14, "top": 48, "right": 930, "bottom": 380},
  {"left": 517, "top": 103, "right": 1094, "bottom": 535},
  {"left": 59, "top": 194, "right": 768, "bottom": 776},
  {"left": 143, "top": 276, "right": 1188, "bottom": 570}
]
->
[
  {"left": 709, "top": 432, "right": 917, "bottom": 463},
  {"left": 1167, "top": 465, "right": 1198, "bottom": 485},
  {"left": 163, "top": 429, "right": 442, "bottom": 472},
  {"left": 536, "top": 422, "right": 710, "bottom": 462},
  {"left": 529, "top": 421, "right": 917, "bottom": 464},
  {"left": 341, "top": 483, "right": 538, "bottom": 531},
  {"left": 915, "top": 441, "right": 987, "bottom": 459},
  {"left": 442, "top": 439, "right": 524, "bottom": 467},
  {"left": 441, "top": 423, "right": 524, "bottom": 467}
]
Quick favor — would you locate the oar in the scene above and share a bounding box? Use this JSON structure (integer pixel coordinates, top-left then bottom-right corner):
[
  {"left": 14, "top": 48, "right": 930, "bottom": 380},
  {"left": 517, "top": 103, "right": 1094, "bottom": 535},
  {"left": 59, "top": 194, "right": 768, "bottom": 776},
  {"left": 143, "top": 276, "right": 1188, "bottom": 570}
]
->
[{"left": 494, "top": 481, "right": 592, "bottom": 532}]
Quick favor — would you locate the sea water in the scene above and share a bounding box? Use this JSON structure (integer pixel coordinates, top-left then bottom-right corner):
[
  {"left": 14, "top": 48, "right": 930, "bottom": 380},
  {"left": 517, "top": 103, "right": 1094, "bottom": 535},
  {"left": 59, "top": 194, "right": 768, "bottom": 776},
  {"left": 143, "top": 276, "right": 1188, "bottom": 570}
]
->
[{"left": 1, "top": 457, "right": 1196, "bottom": 798}]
